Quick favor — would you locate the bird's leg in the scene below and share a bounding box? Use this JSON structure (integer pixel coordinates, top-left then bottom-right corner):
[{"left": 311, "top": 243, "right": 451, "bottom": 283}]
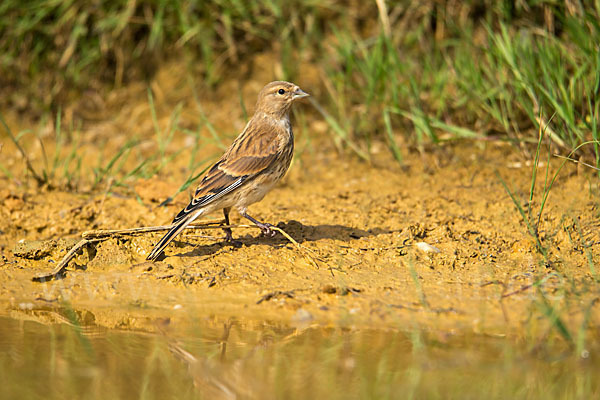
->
[
  {"left": 241, "top": 211, "right": 276, "bottom": 237},
  {"left": 222, "top": 208, "right": 242, "bottom": 247},
  {"left": 222, "top": 208, "right": 233, "bottom": 240}
]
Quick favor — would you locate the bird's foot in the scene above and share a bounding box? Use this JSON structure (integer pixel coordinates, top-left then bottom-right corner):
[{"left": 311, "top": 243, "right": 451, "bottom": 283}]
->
[
  {"left": 223, "top": 229, "right": 242, "bottom": 248},
  {"left": 256, "top": 222, "right": 276, "bottom": 237},
  {"left": 241, "top": 212, "right": 277, "bottom": 238},
  {"left": 224, "top": 236, "right": 243, "bottom": 248}
]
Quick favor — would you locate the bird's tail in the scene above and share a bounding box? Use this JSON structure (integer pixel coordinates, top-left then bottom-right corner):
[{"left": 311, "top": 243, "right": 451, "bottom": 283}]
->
[{"left": 146, "top": 210, "right": 203, "bottom": 261}]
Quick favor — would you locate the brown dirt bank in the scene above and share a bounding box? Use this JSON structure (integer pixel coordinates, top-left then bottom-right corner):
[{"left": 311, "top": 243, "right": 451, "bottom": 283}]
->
[{"left": 1, "top": 143, "right": 599, "bottom": 339}]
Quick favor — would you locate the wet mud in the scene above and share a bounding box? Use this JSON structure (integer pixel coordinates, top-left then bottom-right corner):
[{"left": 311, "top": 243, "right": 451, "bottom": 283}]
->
[{"left": 2, "top": 135, "right": 599, "bottom": 338}]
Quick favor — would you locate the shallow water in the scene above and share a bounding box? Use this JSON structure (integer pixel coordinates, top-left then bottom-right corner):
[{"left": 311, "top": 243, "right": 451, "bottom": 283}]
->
[{"left": 1, "top": 311, "right": 598, "bottom": 399}]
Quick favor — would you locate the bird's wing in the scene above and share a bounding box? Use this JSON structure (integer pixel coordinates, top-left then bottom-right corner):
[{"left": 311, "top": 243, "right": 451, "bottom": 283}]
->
[{"left": 172, "top": 122, "right": 281, "bottom": 223}]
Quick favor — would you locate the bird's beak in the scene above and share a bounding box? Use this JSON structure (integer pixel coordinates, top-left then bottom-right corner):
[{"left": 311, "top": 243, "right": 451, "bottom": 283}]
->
[{"left": 292, "top": 88, "right": 310, "bottom": 100}]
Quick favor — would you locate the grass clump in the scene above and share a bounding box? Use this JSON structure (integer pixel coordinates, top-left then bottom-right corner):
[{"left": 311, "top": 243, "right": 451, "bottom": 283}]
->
[
  {"left": 1, "top": 1, "right": 599, "bottom": 163},
  {"left": 0, "top": 0, "right": 333, "bottom": 113},
  {"left": 320, "top": 2, "right": 600, "bottom": 159}
]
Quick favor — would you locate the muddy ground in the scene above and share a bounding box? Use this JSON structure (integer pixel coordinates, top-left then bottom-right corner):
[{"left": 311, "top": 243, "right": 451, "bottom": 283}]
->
[{"left": 1, "top": 72, "right": 599, "bottom": 340}]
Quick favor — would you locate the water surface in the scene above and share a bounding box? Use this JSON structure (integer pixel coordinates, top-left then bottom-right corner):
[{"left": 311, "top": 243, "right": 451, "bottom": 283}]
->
[{"left": 0, "top": 310, "right": 597, "bottom": 399}]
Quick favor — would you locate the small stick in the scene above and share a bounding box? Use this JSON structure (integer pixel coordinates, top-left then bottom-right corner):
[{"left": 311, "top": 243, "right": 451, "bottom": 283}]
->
[
  {"left": 269, "top": 226, "right": 322, "bottom": 270},
  {"left": 553, "top": 154, "right": 600, "bottom": 171},
  {"left": 375, "top": 0, "right": 391, "bottom": 38},
  {"left": 32, "top": 238, "right": 102, "bottom": 282},
  {"left": 96, "top": 177, "right": 114, "bottom": 218},
  {"left": 34, "top": 220, "right": 323, "bottom": 281},
  {"left": 501, "top": 283, "right": 534, "bottom": 298},
  {"left": 82, "top": 219, "right": 224, "bottom": 239},
  {"left": 35, "top": 220, "right": 224, "bottom": 281},
  {"left": 0, "top": 114, "right": 46, "bottom": 186}
]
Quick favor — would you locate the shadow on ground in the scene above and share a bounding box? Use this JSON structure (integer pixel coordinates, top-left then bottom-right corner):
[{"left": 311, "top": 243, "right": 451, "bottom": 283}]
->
[{"left": 170, "top": 220, "right": 393, "bottom": 259}]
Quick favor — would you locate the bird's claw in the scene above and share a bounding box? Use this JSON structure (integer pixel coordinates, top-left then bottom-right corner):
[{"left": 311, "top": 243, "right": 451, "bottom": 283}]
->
[
  {"left": 224, "top": 231, "right": 242, "bottom": 248},
  {"left": 259, "top": 224, "right": 276, "bottom": 237}
]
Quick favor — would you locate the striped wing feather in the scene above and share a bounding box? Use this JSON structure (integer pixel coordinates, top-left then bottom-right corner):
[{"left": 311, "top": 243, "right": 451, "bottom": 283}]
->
[{"left": 172, "top": 121, "right": 281, "bottom": 223}]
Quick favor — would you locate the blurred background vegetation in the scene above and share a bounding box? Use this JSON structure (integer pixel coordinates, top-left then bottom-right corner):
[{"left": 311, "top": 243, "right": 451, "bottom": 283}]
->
[{"left": 1, "top": 0, "right": 599, "bottom": 162}]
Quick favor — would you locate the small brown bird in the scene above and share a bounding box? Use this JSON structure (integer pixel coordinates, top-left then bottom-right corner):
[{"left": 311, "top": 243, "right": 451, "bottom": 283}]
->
[{"left": 147, "top": 81, "right": 309, "bottom": 261}]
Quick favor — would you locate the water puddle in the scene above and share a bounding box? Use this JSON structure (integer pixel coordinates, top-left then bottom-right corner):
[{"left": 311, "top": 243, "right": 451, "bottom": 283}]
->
[{"left": 1, "top": 308, "right": 597, "bottom": 399}]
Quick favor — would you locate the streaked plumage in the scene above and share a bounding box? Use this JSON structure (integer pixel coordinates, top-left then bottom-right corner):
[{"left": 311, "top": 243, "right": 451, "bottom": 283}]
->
[{"left": 147, "top": 81, "right": 309, "bottom": 261}]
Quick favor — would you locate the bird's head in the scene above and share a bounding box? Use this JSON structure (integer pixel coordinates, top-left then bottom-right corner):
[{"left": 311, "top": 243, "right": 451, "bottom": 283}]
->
[{"left": 255, "top": 81, "right": 309, "bottom": 118}]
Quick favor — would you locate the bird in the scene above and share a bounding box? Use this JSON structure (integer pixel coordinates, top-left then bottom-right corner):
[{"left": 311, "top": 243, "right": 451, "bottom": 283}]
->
[{"left": 146, "top": 81, "right": 309, "bottom": 261}]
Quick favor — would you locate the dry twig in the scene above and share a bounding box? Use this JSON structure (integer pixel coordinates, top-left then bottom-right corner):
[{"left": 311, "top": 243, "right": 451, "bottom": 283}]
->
[
  {"left": 0, "top": 114, "right": 45, "bottom": 185},
  {"left": 33, "top": 219, "right": 322, "bottom": 281},
  {"left": 32, "top": 238, "right": 102, "bottom": 282}
]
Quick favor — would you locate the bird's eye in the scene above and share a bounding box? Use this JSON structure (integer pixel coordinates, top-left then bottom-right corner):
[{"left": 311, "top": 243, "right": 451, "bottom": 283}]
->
[{"left": 278, "top": 89, "right": 285, "bottom": 95}]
